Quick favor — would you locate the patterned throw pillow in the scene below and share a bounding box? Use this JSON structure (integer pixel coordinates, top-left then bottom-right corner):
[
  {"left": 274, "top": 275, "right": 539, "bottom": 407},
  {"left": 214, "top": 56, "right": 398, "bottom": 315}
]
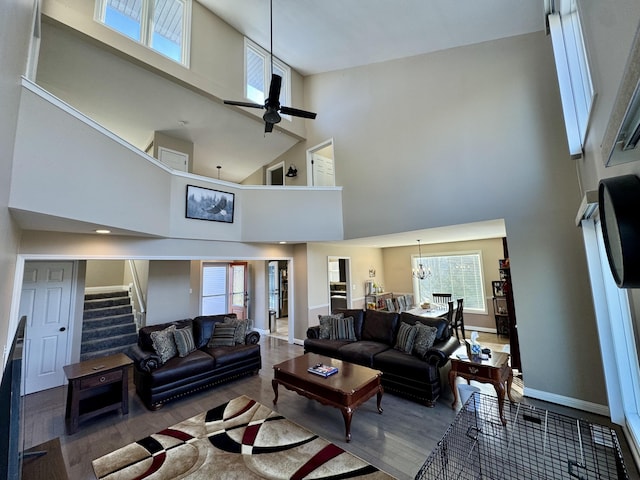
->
[
  {"left": 208, "top": 323, "right": 237, "bottom": 347},
  {"left": 318, "top": 313, "right": 344, "bottom": 339},
  {"left": 224, "top": 317, "right": 248, "bottom": 345},
  {"left": 150, "top": 325, "right": 178, "bottom": 364},
  {"left": 173, "top": 326, "right": 196, "bottom": 357},
  {"left": 394, "top": 322, "right": 418, "bottom": 353},
  {"left": 412, "top": 323, "right": 439, "bottom": 358},
  {"left": 328, "top": 316, "right": 357, "bottom": 341}
]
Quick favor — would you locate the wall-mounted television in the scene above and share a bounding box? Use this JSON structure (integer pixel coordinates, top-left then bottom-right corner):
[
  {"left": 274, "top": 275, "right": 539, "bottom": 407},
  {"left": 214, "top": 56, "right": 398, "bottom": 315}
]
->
[{"left": 0, "top": 316, "right": 26, "bottom": 480}]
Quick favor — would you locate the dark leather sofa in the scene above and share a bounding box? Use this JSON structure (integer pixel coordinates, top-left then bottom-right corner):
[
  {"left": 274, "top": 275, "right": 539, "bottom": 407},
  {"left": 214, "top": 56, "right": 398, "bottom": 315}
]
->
[
  {"left": 304, "top": 308, "right": 459, "bottom": 406},
  {"left": 129, "top": 314, "right": 261, "bottom": 410}
]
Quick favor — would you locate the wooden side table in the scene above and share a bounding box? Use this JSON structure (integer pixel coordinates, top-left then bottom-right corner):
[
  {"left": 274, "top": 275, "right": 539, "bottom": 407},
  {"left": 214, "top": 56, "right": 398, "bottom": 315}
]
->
[
  {"left": 63, "top": 353, "right": 132, "bottom": 434},
  {"left": 448, "top": 347, "right": 515, "bottom": 425}
]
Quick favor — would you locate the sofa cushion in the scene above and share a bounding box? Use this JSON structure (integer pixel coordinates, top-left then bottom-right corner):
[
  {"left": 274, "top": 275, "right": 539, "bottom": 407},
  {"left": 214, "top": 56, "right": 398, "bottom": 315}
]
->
[
  {"left": 173, "top": 326, "right": 196, "bottom": 358},
  {"left": 205, "top": 343, "right": 261, "bottom": 368},
  {"left": 394, "top": 322, "right": 417, "bottom": 353},
  {"left": 148, "top": 349, "right": 216, "bottom": 385},
  {"left": 224, "top": 317, "right": 249, "bottom": 345},
  {"left": 318, "top": 313, "right": 344, "bottom": 339},
  {"left": 332, "top": 309, "right": 365, "bottom": 339},
  {"left": 150, "top": 325, "right": 178, "bottom": 364},
  {"left": 373, "top": 348, "right": 439, "bottom": 383},
  {"left": 208, "top": 323, "right": 237, "bottom": 347},
  {"left": 304, "top": 338, "right": 352, "bottom": 359},
  {"left": 338, "top": 341, "right": 389, "bottom": 367},
  {"left": 361, "top": 310, "right": 399, "bottom": 345},
  {"left": 193, "top": 314, "right": 237, "bottom": 348},
  {"left": 412, "top": 323, "right": 438, "bottom": 359},
  {"left": 399, "top": 312, "right": 451, "bottom": 343}
]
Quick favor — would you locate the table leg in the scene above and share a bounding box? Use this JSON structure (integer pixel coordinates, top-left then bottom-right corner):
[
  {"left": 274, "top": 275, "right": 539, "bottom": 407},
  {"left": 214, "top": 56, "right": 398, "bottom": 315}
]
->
[
  {"left": 121, "top": 368, "right": 129, "bottom": 415},
  {"left": 449, "top": 370, "right": 458, "bottom": 410},
  {"left": 376, "top": 386, "right": 384, "bottom": 414},
  {"left": 506, "top": 368, "right": 515, "bottom": 403},
  {"left": 494, "top": 381, "right": 507, "bottom": 425},
  {"left": 341, "top": 407, "right": 354, "bottom": 442},
  {"left": 271, "top": 379, "right": 279, "bottom": 405}
]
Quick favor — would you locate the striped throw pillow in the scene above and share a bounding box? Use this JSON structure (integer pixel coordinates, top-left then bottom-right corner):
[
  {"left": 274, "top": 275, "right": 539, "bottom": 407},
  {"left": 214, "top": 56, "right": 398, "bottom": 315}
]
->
[
  {"left": 173, "top": 326, "right": 196, "bottom": 357},
  {"left": 394, "top": 322, "right": 418, "bottom": 353},
  {"left": 208, "top": 323, "right": 237, "bottom": 347},
  {"left": 328, "top": 316, "right": 357, "bottom": 341}
]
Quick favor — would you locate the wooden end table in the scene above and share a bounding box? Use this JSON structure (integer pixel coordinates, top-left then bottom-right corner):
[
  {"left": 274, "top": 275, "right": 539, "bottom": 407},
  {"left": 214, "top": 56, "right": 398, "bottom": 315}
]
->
[
  {"left": 272, "top": 353, "right": 383, "bottom": 442},
  {"left": 63, "top": 353, "right": 132, "bottom": 434},
  {"left": 448, "top": 346, "right": 515, "bottom": 425}
]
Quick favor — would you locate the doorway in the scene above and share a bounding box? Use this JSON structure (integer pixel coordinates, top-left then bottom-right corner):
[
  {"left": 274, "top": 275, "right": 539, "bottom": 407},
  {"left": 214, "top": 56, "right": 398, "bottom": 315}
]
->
[
  {"left": 268, "top": 260, "right": 289, "bottom": 340},
  {"left": 266, "top": 162, "right": 285, "bottom": 185},
  {"left": 328, "top": 257, "right": 350, "bottom": 312},
  {"left": 307, "top": 139, "right": 335, "bottom": 187},
  {"left": 19, "top": 261, "right": 76, "bottom": 394}
]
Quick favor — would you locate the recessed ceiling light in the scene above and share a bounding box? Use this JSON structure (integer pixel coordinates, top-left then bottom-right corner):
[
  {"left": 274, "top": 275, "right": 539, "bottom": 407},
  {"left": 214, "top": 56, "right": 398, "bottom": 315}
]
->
[
  {"left": 95, "top": 229, "right": 111, "bottom": 234},
  {"left": 279, "top": 241, "right": 287, "bottom": 244}
]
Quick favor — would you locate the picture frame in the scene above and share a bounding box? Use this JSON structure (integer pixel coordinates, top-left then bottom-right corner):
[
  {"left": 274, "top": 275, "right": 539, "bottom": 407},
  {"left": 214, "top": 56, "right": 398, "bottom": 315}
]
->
[
  {"left": 492, "top": 280, "right": 505, "bottom": 297},
  {"left": 185, "top": 185, "right": 235, "bottom": 223}
]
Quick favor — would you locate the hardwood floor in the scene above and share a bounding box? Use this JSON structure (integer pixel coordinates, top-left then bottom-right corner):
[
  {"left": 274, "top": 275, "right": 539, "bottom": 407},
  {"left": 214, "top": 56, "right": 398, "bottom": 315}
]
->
[{"left": 23, "top": 334, "right": 640, "bottom": 479}]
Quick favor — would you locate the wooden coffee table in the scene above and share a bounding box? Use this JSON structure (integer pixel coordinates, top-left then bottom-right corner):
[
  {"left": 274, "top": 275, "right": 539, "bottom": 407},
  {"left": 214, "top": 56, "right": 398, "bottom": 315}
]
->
[{"left": 272, "top": 353, "right": 383, "bottom": 442}]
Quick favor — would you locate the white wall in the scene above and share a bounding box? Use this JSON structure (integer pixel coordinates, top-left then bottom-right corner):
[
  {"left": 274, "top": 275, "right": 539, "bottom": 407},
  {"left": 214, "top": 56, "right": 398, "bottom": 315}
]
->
[
  {"left": 146, "top": 261, "right": 191, "bottom": 325},
  {"left": 294, "top": 32, "right": 606, "bottom": 405},
  {"left": 0, "top": 0, "right": 34, "bottom": 358}
]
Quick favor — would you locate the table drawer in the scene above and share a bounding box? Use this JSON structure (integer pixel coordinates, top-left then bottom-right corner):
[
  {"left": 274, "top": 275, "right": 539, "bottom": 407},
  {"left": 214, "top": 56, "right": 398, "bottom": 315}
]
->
[
  {"left": 80, "top": 370, "right": 122, "bottom": 389},
  {"left": 454, "top": 362, "right": 492, "bottom": 379}
]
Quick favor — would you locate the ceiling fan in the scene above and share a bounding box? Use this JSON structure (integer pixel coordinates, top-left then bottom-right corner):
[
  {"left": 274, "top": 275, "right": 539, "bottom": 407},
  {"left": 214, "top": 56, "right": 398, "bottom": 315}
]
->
[{"left": 223, "top": 0, "right": 317, "bottom": 133}]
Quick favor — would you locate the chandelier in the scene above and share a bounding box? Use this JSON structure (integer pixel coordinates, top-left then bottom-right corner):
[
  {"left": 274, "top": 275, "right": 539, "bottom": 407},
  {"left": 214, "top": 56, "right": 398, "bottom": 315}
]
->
[{"left": 412, "top": 239, "right": 430, "bottom": 280}]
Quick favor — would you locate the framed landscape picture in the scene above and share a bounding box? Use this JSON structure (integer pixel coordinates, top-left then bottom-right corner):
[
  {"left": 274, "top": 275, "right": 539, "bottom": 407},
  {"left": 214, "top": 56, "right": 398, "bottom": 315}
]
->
[{"left": 186, "top": 185, "right": 235, "bottom": 223}]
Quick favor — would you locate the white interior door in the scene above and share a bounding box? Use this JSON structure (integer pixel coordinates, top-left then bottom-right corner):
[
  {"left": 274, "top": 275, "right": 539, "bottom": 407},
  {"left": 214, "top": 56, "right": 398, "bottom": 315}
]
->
[
  {"left": 20, "top": 261, "right": 74, "bottom": 394},
  {"left": 307, "top": 139, "right": 335, "bottom": 187},
  {"left": 158, "top": 146, "right": 188, "bottom": 172}
]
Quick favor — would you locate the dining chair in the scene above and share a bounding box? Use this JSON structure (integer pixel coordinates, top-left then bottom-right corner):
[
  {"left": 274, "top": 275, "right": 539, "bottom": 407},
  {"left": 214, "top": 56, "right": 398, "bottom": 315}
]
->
[
  {"left": 452, "top": 298, "right": 465, "bottom": 342},
  {"left": 404, "top": 294, "right": 414, "bottom": 309},
  {"left": 432, "top": 293, "right": 452, "bottom": 304},
  {"left": 396, "top": 295, "right": 407, "bottom": 312},
  {"left": 444, "top": 301, "right": 455, "bottom": 335},
  {"left": 385, "top": 298, "right": 396, "bottom": 312}
]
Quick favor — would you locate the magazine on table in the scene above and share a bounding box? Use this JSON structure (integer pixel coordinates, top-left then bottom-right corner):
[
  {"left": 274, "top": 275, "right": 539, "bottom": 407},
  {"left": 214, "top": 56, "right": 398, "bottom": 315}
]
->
[{"left": 308, "top": 363, "right": 338, "bottom": 377}]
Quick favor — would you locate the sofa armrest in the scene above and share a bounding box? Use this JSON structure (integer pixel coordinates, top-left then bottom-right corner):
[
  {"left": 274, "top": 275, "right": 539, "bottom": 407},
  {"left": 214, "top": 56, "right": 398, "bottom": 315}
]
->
[
  {"left": 245, "top": 330, "right": 260, "bottom": 345},
  {"left": 424, "top": 337, "right": 460, "bottom": 367},
  {"left": 129, "top": 344, "right": 161, "bottom": 373},
  {"left": 306, "top": 326, "right": 320, "bottom": 339}
]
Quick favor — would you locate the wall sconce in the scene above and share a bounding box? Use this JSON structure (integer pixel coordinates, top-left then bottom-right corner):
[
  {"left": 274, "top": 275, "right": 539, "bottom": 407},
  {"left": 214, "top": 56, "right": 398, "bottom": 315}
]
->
[{"left": 285, "top": 165, "right": 298, "bottom": 177}]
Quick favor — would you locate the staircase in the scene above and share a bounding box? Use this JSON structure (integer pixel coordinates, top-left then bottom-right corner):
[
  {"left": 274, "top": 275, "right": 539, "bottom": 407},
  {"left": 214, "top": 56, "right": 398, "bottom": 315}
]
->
[{"left": 81, "top": 289, "right": 138, "bottom": 361}]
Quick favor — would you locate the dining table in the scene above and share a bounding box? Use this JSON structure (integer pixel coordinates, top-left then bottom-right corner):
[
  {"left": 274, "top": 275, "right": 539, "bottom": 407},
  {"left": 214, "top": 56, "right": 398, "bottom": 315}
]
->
[{"left": 405, "top": 303, "right": 452, "bottom": 318}]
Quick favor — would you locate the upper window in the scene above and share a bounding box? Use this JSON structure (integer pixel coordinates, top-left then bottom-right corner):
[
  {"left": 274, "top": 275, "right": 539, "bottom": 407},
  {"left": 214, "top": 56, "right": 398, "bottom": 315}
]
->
[
  {"left": 547, "top": 0, "right": 594, "bottom": 158},
  {"left": 245, "top": 38, "right": 291, "bottom": 117},
  {"left": 95, "top": 0, "right": 191, "bottom": 66},
  {"left": 412, "top": 252, "right": 486, "bottom": 313}
]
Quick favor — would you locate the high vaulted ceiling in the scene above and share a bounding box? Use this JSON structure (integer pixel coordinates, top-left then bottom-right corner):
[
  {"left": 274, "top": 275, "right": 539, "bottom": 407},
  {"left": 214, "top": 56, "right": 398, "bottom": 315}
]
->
[
  {"left": 200, "top": 0, "right": 545, "bottom": 76},
  {"left": 37, "top": 1, "right": 544, "bottom": 184}
]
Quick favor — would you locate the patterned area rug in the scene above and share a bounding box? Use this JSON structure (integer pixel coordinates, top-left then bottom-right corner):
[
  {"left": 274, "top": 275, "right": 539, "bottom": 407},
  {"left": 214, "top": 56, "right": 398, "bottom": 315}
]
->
[{"left": 92, "top": 395, "right": 395, "bottom": 479}]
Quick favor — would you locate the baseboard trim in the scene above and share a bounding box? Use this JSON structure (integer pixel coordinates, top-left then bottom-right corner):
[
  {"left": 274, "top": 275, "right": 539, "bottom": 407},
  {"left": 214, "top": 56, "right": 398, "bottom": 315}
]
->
[{"left": 524, "top": 386, "right": 610, "bottom": 417}]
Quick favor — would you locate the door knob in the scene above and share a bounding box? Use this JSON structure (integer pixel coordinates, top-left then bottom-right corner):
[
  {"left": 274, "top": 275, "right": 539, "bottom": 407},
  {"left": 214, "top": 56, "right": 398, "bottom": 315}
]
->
[{"left": 59, "top": 327, "right": 66, "bottom": 332}]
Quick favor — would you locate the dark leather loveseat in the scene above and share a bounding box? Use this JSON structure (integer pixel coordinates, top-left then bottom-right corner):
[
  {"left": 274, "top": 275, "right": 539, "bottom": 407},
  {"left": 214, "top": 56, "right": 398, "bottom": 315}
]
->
[
  {"left": 130, "top": 314, "right": 261, "bottom": 410},
  {"left": 304, "top": 308, "right": 459, "bottom": 406}
]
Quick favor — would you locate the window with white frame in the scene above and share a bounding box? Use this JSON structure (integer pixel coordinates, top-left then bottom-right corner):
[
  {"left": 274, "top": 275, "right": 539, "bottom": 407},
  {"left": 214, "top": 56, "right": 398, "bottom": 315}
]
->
[
  {"left": 547, "top": 0, "right": 594, "bottom": 158},
  {"left": 245, "top": 38, "right": 290, "bottom": 115},
  {"left": 95, "top": 0, "right": 191, "bottom": 65},
  {"left": 201, "top": 263, "right": 227, "bottom": 315},
  {"left": 412, "top": 252, "right": 486, "bottom": 312}
]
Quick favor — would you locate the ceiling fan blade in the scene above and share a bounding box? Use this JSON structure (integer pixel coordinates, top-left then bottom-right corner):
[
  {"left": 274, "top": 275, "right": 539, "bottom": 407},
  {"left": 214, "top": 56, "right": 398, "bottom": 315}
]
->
[
  {"left": 266, "top": 74, "right": 282, "bottom": 106},
  {"left": 223, "top": 100, "right": 264, "bottom": 109},
  {"left": 280, "top": 106, "right": 317, "bottom": 119},
  {"left": 264, "top": 121, "right": 274, "bottom": 133}
]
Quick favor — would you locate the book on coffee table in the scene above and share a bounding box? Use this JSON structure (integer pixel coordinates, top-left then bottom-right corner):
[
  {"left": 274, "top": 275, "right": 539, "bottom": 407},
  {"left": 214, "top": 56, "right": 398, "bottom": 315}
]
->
[{"left": 307, "top": 364, "right": 338, "bottom": 377}]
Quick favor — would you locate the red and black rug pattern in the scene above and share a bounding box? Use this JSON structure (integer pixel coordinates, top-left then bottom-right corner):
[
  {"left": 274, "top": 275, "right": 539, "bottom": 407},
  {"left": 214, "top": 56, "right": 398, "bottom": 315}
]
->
[{"left": 92, "top": 395, "right": 395, "bottom": 479}]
